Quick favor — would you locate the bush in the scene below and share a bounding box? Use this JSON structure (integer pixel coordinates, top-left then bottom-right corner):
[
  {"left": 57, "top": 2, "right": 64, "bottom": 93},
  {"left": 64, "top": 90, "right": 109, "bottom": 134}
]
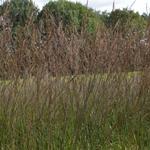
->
[
  {"left": 106, "top": 9, "right": 147, "bottom": 34},
  {"left": 0, "top": 0, "right": 38, "bottom": 29},
  {"left": 38, "top": 0, "right": 103, "bottom": 33}
]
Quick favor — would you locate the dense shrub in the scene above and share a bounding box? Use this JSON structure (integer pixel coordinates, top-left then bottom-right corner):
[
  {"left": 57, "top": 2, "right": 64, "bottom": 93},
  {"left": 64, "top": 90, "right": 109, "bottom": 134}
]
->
[
  {"left": 0, "top": 0, "right": 38, "bottom": 30},
  {"left": 106, "top": 9, "right": 147, "bottom": 34},
  {"left": 38, "top": 0, "right": 103, "bottom": 33},
  {"left": 0, "top": 0, "right": 39, "bottom": 55}
]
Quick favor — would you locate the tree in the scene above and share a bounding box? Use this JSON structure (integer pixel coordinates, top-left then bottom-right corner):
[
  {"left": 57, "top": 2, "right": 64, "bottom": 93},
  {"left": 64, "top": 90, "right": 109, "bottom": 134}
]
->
[
  {"left": 38, "top": 0, "right": 102, "bottom": 33},
  {"left": 98, "top": 11, "right": 110, "bottom": 27},
  {"left": 0, "top": 0, "right": 39, "bottom": 52},
  {"left": 0, "top": 0, "right": 38, "bottom": 28},
  {"left": 106, "top": 9, "right": 147, "bottom": 34}
]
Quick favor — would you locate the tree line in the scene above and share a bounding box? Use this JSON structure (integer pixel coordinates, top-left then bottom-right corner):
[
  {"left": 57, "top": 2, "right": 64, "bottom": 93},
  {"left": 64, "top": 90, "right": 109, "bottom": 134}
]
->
[{"left": 0, "top": 0, "right": 149, "bottom": 34}]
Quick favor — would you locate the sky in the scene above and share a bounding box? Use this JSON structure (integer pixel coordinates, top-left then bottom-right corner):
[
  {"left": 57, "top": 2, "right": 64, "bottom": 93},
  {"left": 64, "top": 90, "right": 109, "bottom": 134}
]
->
[{"left": 32, "top": 0, "right": 150, "bottom": 14}]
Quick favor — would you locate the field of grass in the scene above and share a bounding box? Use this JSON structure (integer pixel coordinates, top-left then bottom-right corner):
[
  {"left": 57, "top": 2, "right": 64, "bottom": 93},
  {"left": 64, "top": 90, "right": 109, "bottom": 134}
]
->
[
  {"left": 0, "top": 1, "right": 150, "bottom": 149},
  {"left": 0, "top": 72, "right": 149, "bottom": 149}
]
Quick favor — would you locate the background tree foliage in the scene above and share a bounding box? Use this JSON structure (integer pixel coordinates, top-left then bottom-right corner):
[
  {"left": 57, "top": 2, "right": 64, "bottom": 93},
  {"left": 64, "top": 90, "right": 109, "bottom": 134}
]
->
[
  {"left": 106, "top": 9, "right": 147, "bottom": 34},
  {"left": 0, "top": 0, "right": 149, "bottom": 35},
  {"left": 0, "top": 0, "right": 38, "bottom": 52},
  {"left": 38, "top": 0, "right": 103, "bottom": 33},
  {"left": 0, "top": 0, "right": 38, "bottom": 28}
]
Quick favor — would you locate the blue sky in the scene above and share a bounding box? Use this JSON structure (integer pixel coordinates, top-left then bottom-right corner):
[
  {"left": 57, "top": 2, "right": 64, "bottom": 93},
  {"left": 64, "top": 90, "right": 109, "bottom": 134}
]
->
[{"left": 32, "top": 0, "right": 150, "bottom": 14}]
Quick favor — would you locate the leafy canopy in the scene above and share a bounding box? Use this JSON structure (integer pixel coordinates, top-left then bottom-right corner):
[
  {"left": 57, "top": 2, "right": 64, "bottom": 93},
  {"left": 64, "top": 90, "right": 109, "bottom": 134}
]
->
[
  {"left": 106, "top": 9, "right": 147, "bottom": 33},
  {"left": 0, "top": 0, "right": 38, "bottom": 27},
  {"left": 38, "top": 0, "right": 103, "bottom": 33}
]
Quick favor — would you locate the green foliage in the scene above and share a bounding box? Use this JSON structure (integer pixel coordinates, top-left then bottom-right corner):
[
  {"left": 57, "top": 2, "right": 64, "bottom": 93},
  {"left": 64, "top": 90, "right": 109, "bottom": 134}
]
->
[
  {"left": 98, "top": 11, "right": 110, "bottom": 26},
  {"left": 38, "top": 0, "right": 102, "bottom": 33},
  {"left": 1, "top": 0, "right": 148, "bottom": 35},
  {"left": 142, "top": 14, "right": 150, "bottom": 33},
  {"left": 106, "top": 9, "right": 147, "bottom": 33},
  {"left": 142, "top": 13, "right": 150, "bottom": 22},
  {"left": 0, "top": 2, "right": 9, "bottom": 15},
  {"left": 0, "top": 0, "right": 38, "bottom": 27},
  {"left": 0, "top": 0, "right": 39, "bottom": 47}
]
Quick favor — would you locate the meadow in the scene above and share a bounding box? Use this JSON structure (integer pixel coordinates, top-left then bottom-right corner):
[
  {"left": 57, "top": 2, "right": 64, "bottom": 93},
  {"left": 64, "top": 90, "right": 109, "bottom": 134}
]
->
[
  {"left": 0, "top": 0, "right": 150, "bottom": 149},
  {"left": 0, "top": 72, "right": 150, "bottom": 149}
]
